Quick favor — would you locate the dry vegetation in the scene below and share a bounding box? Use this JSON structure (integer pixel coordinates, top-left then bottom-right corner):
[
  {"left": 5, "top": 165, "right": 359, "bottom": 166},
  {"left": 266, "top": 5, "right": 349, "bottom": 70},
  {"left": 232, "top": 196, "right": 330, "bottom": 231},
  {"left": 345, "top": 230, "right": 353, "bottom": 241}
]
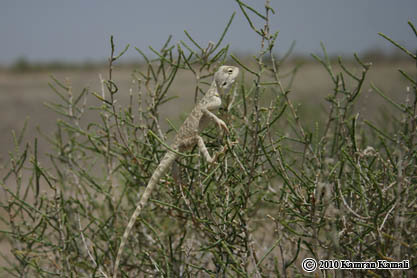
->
[{"left": 1, "top": 1, "right": 416, "bottom": 278}]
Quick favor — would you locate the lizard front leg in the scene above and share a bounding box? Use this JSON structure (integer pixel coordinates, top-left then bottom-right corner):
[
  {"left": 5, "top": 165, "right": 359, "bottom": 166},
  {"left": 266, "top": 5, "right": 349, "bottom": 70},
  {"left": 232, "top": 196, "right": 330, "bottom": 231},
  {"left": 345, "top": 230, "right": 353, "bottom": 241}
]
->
[{"left": 202, "top": 108, "right": 229, "bottom": 134}]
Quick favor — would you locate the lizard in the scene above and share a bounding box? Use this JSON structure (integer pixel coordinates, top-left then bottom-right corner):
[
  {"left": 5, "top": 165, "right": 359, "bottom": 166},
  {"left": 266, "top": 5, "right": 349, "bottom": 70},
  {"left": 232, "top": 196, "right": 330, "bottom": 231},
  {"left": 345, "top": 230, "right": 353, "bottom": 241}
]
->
[{"left": 113, "top": 65, "right": 239, "bottom": 278}]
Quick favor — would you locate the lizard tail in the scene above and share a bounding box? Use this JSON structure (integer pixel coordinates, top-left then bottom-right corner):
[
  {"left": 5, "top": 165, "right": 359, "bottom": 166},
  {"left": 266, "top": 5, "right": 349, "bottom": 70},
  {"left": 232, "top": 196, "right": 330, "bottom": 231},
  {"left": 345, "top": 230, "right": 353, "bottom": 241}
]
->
[{"left": 113, "top": 151, "right": 177, "bottom": 278}]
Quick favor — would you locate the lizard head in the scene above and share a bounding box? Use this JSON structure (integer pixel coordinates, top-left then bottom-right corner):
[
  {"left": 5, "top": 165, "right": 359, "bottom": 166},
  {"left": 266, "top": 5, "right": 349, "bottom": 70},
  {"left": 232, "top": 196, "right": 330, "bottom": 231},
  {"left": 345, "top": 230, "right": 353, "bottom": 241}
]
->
[{"left": 214, "top": 65, "right": 239, "bottom": 93}]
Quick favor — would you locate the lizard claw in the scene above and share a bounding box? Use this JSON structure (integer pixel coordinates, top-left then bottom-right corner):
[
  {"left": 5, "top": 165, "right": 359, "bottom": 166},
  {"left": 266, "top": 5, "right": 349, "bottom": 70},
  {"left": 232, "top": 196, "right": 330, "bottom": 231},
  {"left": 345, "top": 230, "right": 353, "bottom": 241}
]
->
[{"left": 217, "top": 119, "right": 229, "bottom": 134}]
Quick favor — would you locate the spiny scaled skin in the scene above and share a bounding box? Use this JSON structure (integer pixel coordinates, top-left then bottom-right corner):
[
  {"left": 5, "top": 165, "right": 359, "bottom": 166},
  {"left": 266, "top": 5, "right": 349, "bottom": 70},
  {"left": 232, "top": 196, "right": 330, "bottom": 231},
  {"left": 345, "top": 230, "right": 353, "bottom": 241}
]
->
[{"left": 113, "top": 65, "right": 239, "bottom": 278}]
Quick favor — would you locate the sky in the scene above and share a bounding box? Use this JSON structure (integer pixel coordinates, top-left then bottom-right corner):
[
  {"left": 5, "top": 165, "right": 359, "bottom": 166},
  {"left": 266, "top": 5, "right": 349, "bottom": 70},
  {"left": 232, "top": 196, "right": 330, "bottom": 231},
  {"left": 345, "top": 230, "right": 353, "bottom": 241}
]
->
[{"left": 0, "top": 0, "right": 416, "bottom": 65}]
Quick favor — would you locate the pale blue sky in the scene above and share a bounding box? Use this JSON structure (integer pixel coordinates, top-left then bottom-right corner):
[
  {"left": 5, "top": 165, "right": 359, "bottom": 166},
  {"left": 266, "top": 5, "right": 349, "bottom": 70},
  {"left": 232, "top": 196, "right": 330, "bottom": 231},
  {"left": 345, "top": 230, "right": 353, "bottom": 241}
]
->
[{"left": 1, "top": 0, "right": 416, "bottom": 64}]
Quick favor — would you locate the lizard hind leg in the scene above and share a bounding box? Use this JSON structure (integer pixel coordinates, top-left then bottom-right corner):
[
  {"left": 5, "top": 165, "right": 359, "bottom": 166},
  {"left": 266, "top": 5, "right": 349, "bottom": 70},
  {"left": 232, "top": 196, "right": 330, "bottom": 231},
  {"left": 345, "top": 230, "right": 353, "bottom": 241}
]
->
[{"left": 196, "top": 136, "right": 215, "bottom": 164}]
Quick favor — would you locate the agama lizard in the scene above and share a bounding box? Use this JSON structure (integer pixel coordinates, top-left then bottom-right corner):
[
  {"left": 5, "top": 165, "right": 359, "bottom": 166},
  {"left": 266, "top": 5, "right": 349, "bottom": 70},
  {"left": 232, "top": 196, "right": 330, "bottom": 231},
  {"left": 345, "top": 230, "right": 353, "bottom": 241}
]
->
[{"left": 113, "top": 65, "right": 239, "bottom": 277}]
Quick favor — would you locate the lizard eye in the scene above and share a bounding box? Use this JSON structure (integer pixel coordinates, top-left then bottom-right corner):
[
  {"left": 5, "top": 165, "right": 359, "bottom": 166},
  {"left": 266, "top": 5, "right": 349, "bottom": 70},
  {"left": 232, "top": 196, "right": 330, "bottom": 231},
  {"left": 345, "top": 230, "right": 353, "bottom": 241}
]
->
[{"left": 227, "top": 68, "right": 234, "bottom": 74}]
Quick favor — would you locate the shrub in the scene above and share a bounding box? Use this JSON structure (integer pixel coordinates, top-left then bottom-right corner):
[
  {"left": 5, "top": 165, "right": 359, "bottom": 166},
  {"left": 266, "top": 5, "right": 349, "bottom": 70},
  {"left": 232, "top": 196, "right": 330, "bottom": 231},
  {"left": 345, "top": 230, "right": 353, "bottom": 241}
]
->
[{"left": 1, "top": 1, "right": 416, "bottom": 277}]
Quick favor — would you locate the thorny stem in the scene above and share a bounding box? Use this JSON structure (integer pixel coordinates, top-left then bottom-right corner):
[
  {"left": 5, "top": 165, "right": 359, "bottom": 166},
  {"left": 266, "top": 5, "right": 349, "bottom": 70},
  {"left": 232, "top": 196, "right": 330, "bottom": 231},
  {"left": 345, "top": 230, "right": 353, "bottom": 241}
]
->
[{"left": 108, "top": 36, "right": 133, "bottom": 159}]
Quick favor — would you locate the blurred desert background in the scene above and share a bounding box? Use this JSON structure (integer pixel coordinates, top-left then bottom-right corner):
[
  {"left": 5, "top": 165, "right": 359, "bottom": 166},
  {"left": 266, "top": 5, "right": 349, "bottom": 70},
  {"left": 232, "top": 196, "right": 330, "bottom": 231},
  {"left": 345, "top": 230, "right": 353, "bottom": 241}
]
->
[{"left": 0, "top": 55, "right": 415, "bottom": 165}]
